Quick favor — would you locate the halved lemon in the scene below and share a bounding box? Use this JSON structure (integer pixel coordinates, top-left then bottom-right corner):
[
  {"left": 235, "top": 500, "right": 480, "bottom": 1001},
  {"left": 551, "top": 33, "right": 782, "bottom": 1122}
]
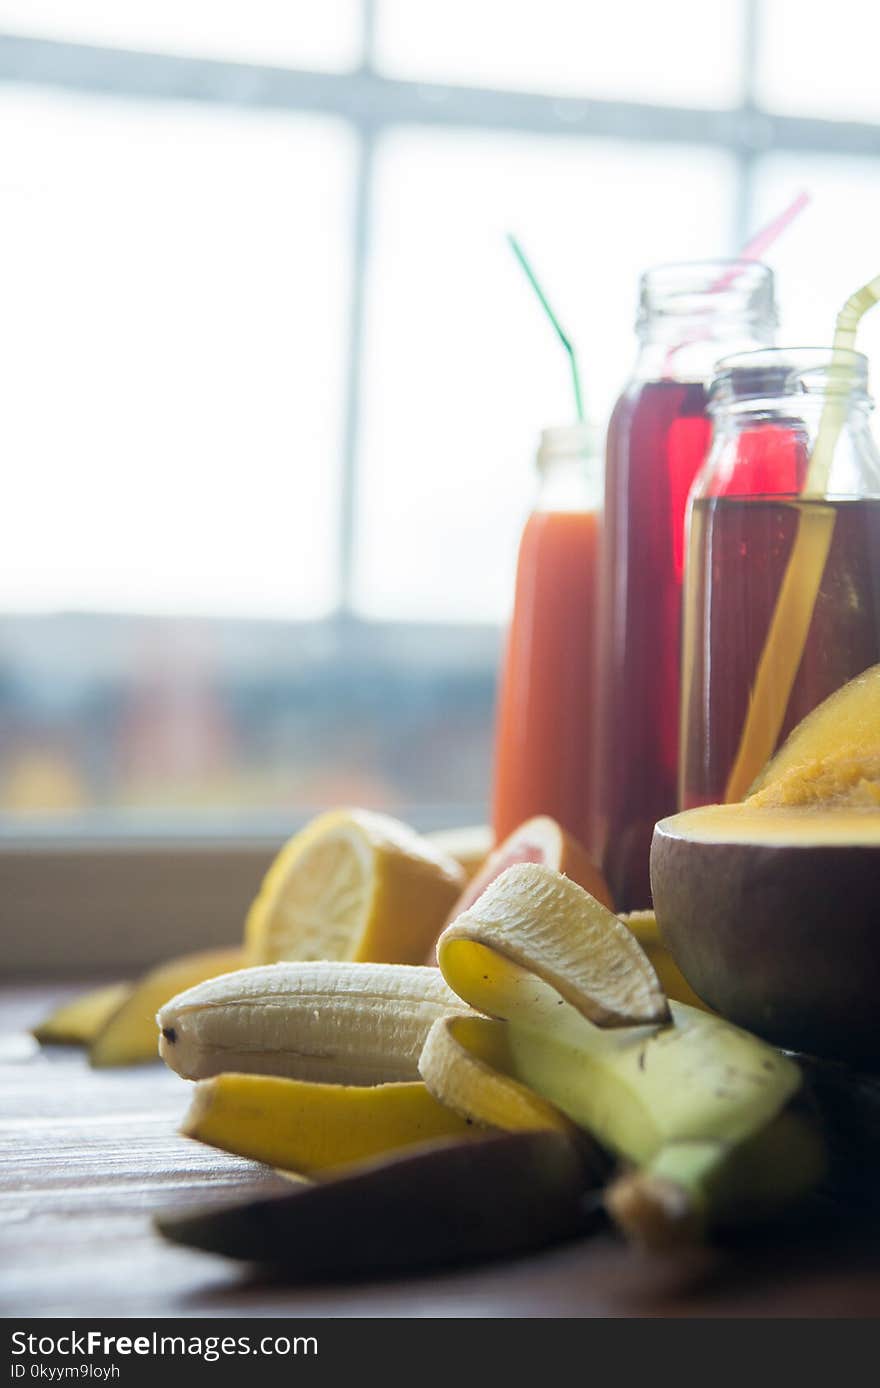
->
[{"left": 246, "top": 809, "right": 465, "bottom": 965}]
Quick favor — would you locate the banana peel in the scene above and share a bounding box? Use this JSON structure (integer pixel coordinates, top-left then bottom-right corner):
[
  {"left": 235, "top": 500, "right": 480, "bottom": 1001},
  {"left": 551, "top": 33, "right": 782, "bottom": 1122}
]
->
[
  {"left": 619, "top": 911, "right": 710, "bottom": 1012},
  {"left": 182, "top": 1073, "right": 479, "bottom": 1175},
  {"left": 420, "top": 864, "right": 821, "bottom": 1245},
  {"left": 605, "top": 1108, "right": 826, "bottom": 1248},
  {"left": 157, "top": 1129, "right": 596, "bottom": 1274},
  {"left": 438, "top": 863, "right": 669, "bottom": 1029},
  {"left": 33, "top": 983, "right": 132, "bottom": 1046},
  {"left": 90, "top": 947, "right": 244, "bottom": 1067}
]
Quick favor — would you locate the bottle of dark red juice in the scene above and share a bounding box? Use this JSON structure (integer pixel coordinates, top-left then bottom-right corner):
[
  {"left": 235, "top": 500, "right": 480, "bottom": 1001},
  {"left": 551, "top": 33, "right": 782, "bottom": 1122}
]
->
[
  {"left": 596, "top": 261, "right": 776, "bottom": 909},
  {"left": 680, "top": 347, "right": 880, "bottom": 810}
]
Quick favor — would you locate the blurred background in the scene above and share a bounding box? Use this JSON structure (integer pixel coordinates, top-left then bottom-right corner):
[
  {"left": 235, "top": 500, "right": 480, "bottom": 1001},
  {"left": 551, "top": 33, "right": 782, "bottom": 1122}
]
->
[{"left": 3, "top": 0, "right": 880, "bottom": 835}]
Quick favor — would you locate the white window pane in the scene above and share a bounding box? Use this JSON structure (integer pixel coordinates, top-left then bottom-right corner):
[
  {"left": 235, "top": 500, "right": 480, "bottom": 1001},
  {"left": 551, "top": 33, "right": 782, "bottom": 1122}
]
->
[
  {"left": 356, "top": 130, "right": 735, "bottom": 623},
  {"left": 376, "top": 0, "right": 744, "bottom": 107},
  {"left": 756, "top": 0, "right": 880, "bottom": 122},
  {"left": 1, "top": 88, "right": 354, "bottom": 618},
  {"left": 0, "top": 1, "right": 362, "bottom": 70},
  {"left": 752, "top": 154, "right": 880, "bottom": 369}
]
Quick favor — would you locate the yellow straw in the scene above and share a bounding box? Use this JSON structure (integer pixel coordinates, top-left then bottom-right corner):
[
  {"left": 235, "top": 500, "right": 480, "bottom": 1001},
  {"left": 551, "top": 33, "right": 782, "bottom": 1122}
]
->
[{"left": 723, "top": 274, "right": 880, "bottom": 802}]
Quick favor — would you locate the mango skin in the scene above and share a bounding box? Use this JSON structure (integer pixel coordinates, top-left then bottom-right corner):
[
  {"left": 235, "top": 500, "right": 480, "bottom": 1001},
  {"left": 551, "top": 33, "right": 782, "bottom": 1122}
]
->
[{"left": 651, "top": 818, "right": 880, "bottom": 1065}]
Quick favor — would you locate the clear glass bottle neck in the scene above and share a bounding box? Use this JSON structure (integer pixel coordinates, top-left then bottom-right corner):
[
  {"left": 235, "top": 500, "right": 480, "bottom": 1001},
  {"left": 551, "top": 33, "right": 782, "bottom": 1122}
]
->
[
  {"left": 699, "top": 348, "right": 880, "bottom": 500},
  {"left": 632, "top": 260, "right": 776, "bottom": 384},
  {"left": 535, "top": 425, "right": 602, "bottom": 511}
]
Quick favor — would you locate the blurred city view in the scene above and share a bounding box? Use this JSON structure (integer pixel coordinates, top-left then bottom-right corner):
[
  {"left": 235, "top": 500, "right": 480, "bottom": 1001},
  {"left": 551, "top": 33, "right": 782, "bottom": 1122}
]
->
[{"left": 0, "top": 614, "right": 497, "bottom": 825}]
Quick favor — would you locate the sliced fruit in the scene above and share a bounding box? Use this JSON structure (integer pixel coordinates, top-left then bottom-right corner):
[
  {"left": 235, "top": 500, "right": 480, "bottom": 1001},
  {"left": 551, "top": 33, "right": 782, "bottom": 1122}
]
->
[
  {"left": 89, "top": 947, "right": 244, "bottom": 1068},
  {"left": 443, "top": 816, "right": 613, "bottom": 929},
  {"left": 182, "top": 1073, "right": 478, "bottom": 1174},
  {"left": 437, "top": 863, "right": 668, "bottom": 1029},
  {"left": 747, "top": 662, "right": 880, "bottom": 805},
  {"left": 156, "top": 1130, "right": 593, "bottom": 1274},
  {"left": 619, "top": 911, "right": 710, "bottom": 1012},
  {"left": 425, "top": 825, "right": 493, "bottom": 882},
  {"left": 158, "top": 960, "right": 470, "bottom": 1084},
  {"left": 651, "top": 802, "right": 880, "bottom": 1062},
  {"left": 33, "top": 982, "right": 132, "bottom": 1046},
  {"left": 245, "top": 809, "right": 464, "bottom": 966}
]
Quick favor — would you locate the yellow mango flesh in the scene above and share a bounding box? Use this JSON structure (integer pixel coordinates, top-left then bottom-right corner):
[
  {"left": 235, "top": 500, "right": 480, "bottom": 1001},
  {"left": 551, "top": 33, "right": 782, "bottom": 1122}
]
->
[{"left": 748, "top": 662, "right": 880, "bottom": 806}]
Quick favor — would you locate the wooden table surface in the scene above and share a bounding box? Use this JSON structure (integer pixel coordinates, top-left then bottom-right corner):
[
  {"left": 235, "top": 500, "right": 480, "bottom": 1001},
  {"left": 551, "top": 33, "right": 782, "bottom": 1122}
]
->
[{"left": 3, "top": 981, "right": 880, "bottom": 1319}]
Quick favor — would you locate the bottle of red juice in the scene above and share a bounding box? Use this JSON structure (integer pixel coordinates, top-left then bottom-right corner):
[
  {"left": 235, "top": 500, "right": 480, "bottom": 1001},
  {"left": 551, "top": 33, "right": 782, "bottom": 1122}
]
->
[{"left": 595, "top": 261, "right": 776, "bottom": 909}]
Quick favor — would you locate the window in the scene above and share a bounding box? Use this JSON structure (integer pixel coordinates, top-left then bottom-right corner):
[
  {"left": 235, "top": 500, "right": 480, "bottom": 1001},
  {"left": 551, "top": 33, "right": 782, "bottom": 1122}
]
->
[
  {"left": 2, "top": 86, "right": 353, "bottom": 619},
  {"left": 756, "top": 0, "right": 880, "bottom": 124},
  {"left": 0, "top": 1, "right": 363, "bottom": 70},
  {"left": 375, "top": 0, "right": 744, "bottom": 107},
  {"left": 357, "top": 129, "right": 733, "bottom": 622},
  {"left": 2, "top": 0, "right": 879, "bottom": 837}
]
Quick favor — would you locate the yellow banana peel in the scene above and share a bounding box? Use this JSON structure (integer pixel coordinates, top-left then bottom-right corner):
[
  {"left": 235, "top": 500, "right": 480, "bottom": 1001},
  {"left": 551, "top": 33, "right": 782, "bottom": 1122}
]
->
[{"left": 182, "top": 1072, "right": 478, "bottom": 1174}]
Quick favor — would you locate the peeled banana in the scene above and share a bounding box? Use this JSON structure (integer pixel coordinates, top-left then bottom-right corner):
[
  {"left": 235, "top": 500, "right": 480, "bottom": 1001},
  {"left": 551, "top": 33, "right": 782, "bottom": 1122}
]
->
[
  {"left": 420, "top": 863, "right": 818, "bottom": 1242},
  {"left": 158, "top": 960, "right": 470, "bottom": 1084}
]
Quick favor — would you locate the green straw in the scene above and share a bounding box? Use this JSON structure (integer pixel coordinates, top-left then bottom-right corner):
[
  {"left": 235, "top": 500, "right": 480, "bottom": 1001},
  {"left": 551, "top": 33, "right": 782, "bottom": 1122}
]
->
[{"left": 508, "top": 234, "right": 584, "bottom": 422}]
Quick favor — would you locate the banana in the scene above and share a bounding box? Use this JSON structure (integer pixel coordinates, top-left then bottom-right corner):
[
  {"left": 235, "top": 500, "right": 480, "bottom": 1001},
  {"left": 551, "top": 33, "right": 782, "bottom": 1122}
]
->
[
  {"left": 605, "top": 1108, "right": 826, "bottom": 1248},
  {"left": 418, "top": 1014, "right": 575, "bottom": 1135},
  {"left": 158, "top": 961, "right": 470, "bottom": 1084},
  {"left": 419, "top": 864, "right": 815, "bottom": 1237},
  {"left": 421, "top": 1002, "right": 799, "bottom": 1163},
  {"left": 618, "top": 910, "right": 710, "bottom": 1012},
  {"left": 438, "top": 863, "right": 669, "bottom": 1029},
  {"left": 503, "top": 1001, "right": 800, "bottom": 1157},
  {"left": 182, "top": 1073, "right": 478, "bottom": 1174}
]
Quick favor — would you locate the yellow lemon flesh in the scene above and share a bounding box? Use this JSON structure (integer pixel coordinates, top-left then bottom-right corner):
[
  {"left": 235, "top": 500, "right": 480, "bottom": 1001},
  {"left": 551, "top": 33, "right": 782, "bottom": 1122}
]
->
[{"left": 246, "top": 809, "right": 465, "bottom": 966}]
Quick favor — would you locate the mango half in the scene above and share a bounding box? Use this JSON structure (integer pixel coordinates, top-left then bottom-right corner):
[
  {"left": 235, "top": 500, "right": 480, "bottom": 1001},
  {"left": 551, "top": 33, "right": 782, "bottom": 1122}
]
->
[{"left": 651, "top": 803, "right": 880, "bottom": 1064}]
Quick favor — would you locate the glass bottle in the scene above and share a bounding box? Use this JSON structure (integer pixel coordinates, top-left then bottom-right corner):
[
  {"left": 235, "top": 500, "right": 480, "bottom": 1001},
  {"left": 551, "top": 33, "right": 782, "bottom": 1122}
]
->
[
  {"left": 680, "top": 346, "right": 880, "bottom": 809},
  {"left": 596, "top": 261, "right": 776, "bottom": 909},
  {"left": 491, "top": 423, "right": 603, "bottom": 851}
]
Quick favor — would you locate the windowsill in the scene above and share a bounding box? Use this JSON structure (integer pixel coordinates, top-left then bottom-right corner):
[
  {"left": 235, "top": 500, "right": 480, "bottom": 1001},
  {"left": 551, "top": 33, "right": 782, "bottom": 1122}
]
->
[{"left": 0, "top": 805, "right": 484, "bottom": 974}]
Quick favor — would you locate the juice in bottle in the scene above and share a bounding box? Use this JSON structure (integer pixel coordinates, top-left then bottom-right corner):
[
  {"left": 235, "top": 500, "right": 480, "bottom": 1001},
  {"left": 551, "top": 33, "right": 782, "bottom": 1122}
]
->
[
  {"left": 491, "top": 424, "right": 601, "bottom": 849},
  {"left": 680, "top": 348, "right": 880, "bottom": 808},
  {"left": 596, "top": 262, "right": 776, "bottom": 909}
]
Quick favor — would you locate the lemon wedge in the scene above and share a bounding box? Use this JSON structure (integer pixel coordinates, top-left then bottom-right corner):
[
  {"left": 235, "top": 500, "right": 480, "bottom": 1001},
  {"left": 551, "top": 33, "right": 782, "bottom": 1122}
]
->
[{"left": 246, "top": 809, "right": 465, "bottom": 965}]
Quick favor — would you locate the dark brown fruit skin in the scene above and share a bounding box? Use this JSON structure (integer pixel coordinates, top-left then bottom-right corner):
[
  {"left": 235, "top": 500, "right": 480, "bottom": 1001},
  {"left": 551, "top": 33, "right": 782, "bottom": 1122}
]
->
[
  {"left": 651, "top": 823, "right": 880, "bottom": 1065},
  {"left": 156, "top": 1131, "right": 595, "bottom": 1278}
]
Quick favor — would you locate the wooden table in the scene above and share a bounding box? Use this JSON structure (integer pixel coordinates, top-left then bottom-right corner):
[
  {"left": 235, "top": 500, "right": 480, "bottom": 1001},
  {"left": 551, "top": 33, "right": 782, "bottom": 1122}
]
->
[{"left": 3, "top": 982, "right": 880, "bottom": 1319}]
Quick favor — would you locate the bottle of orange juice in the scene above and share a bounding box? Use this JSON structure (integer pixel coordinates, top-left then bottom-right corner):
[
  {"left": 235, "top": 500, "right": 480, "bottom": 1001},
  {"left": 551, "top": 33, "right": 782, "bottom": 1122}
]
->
[{"left": 491, "top": 423, "right": 602, "bottom": 852}]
